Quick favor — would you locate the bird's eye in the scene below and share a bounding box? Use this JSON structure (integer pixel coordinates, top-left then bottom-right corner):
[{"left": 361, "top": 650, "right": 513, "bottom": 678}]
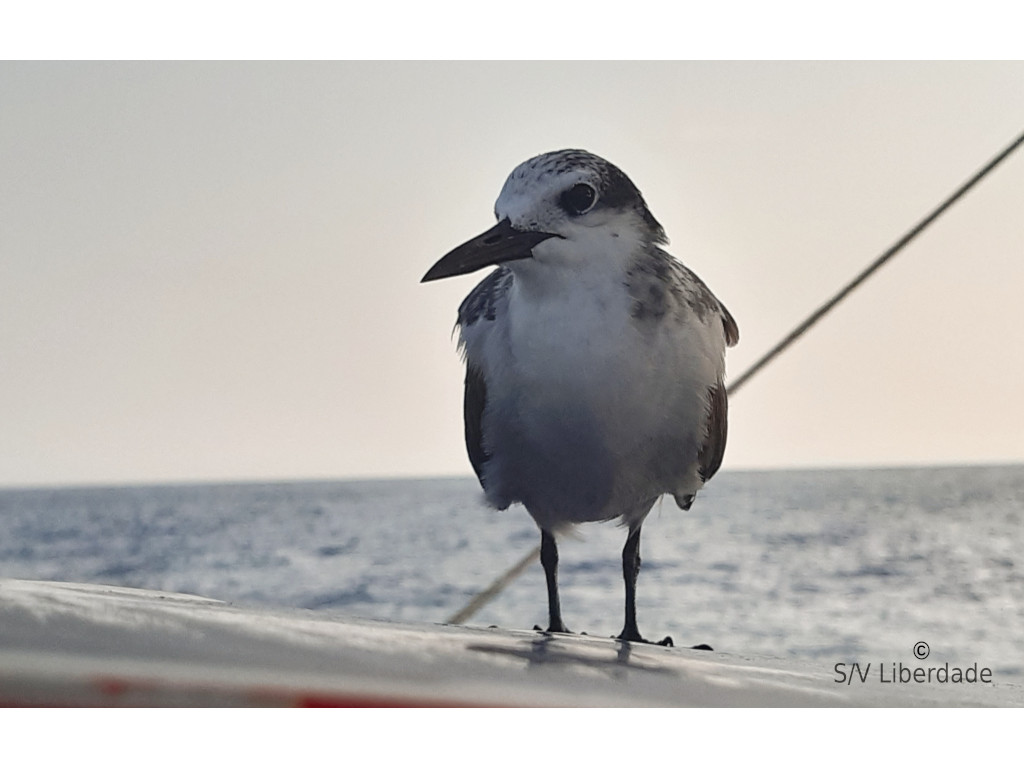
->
[{"left": 560, "top": 183, "right": 597, "bottom": 215}]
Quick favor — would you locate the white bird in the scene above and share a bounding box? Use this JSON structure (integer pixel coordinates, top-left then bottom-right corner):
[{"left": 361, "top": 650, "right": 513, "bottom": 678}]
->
[{"left": 423, "top": 149, "right": 738, "bottom": 645}]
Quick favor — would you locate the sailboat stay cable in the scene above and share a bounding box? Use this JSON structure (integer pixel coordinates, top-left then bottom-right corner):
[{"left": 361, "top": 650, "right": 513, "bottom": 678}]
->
[{"left": 726, "top": 128, "right": 1024, "bottom": 396}]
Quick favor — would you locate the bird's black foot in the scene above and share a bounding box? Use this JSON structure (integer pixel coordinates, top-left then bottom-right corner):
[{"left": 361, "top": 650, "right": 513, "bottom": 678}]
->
[
  {"left": 534, "top": 623, "right": 572, "bottom": 635},
  {"left": 690, "top": 643, "right": 713, "bottom": 651},
  {"left": 615, "top": 629, "right": 674, "bottom": 647}
]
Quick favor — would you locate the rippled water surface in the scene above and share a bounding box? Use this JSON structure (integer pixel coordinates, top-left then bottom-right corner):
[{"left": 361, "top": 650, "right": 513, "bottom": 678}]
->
[{"left": 2, "top": 465, "right": 1022, "bottom": 680}]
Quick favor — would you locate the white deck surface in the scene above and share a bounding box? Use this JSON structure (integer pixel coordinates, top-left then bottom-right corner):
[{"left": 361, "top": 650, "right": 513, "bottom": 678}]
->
[{"left": 0, "top": 579, "right": 1016, "bottom": 706}]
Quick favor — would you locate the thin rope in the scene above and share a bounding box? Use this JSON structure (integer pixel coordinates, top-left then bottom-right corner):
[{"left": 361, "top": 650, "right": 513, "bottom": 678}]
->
[
  {"left": 445, "top": 128, "right": 1024, "bottom": 626},
  {"left": 446, "top": 545, "right": 540, "bottom": 625},
  {"left": 727, "top": 128, "right": 1024, "bottom": 396}
]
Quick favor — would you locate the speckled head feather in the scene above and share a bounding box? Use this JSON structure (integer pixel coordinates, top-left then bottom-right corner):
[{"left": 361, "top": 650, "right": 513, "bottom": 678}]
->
[{"left": 498, "top": 149, "right": 667, "bottom": 245}]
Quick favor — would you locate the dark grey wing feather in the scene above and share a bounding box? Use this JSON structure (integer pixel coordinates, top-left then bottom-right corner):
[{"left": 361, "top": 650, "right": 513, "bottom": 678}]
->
[
  {"left": 626, "top": 250, "right": 739, "bottom": 348},
  {"left": 457, "top": 266, "right": 512, "bottom": 327},
  {"left": 697, "top": 381, "right": 728, "bottom": 482},
  {"left": 456, "top": 267, "right": 513, "bottom": 483},
  {"left": 463, "top": 364, "right": 489, "bottom": 483},
  {"left": 720, "top": 303, "right": 739, "bottom": 347}
]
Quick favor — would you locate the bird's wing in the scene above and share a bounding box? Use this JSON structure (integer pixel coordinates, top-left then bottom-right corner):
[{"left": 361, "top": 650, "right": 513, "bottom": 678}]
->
[
  {"left": 673, "top": 257, "right": 739, "bottom": 348},
  {"left": 719, "top": 302, "right": 739, "bottom": 347},
  {"left": 627, "top": 250, "right": 736, "bottom": 503},
  {"left": 697, "top": 381, "right": 728, "bottom": 483},
  {"left": 456, "top": 268, "right": 513, "bottom": 482},
  {"left": 627, "top": 250, "right": 739, "bottom": 347},
  {"left": 677, "top": 261, "right": 734, "bottom": 483},
  {"left": 457, "top": 266, "right": 513, "bottom": 328},
  {"left": 463, "top": 364, "right": 488, "bottom": 483}
]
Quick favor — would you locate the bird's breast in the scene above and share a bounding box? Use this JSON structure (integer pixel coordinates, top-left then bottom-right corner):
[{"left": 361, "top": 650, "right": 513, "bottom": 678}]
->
[
  {"left": 470, "top": 265, "right": 720, "bottom": 526},
  {"left": 504, "top": 278, "right": 637, "bottom": 398}
]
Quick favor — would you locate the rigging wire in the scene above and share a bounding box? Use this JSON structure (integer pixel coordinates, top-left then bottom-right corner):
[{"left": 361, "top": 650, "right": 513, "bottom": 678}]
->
[
  {"left": 727, "top": 128, "right": 1024, "bottom": 396},
  {"left": 445, "top": 128, "right": 1024, "bottom": 626}
]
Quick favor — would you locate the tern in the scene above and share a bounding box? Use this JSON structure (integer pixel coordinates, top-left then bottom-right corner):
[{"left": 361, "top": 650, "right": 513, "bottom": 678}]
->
[{"left": 423, "top": 149, "right": 738, "bottom": 645}]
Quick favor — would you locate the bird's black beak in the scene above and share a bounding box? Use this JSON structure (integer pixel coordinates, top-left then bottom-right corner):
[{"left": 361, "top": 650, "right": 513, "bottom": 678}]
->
[{"left": 421, "top": 218, "right": 561, "bottom": 282}]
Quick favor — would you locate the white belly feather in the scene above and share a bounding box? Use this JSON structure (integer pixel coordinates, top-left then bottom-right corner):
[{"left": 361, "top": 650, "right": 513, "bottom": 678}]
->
[{"left": 462, "top": 248, "right": 727, "bottom": 529}]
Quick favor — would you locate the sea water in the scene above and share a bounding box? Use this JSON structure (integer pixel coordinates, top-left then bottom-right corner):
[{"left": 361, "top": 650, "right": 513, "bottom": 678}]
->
[{"left": 1, "top": 465, "right": 1022, "bottom": 681}]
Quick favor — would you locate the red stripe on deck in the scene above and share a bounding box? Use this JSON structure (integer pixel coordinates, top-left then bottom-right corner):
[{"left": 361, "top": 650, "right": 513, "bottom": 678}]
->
[
  {"left": 295, "top": 693, "right": 487, "bottom": 708},
  {"left": 70, "top": 675, "right": 493, "bottom": 707}
]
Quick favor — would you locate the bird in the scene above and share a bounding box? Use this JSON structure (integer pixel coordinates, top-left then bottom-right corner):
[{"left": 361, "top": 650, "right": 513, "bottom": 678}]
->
[{"left": 422, "top": 149, "right": 738, "bottom": 645}]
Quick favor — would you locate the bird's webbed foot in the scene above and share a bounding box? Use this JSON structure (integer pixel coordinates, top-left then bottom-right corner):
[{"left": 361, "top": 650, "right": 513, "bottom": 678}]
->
[
  {"left": 615, "top": 629, "right": 674, "bottom": 647},
  {"left": 534, "top": 622, "right": 572, "bottom": 635},
  {"left": 615, "top": 632, "right": 713, "bottom": 650}
]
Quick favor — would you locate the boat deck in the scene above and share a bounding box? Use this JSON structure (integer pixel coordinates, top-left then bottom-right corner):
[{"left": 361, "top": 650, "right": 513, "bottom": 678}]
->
[{"left": 0, "top": 579, "right": 1015, "bottom": 706}]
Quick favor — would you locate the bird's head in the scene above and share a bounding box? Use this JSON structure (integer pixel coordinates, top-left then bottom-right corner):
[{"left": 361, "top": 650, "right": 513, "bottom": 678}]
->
[{"left": 422, "top": 149, "right": 666, "bottom": 283}]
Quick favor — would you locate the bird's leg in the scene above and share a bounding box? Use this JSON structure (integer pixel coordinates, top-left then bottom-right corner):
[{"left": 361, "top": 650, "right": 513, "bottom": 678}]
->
[
  {"left": 616, "top": 525, "right": 673, "bottom": 646},
  {"left": 539, "top": 529, "right": 570, "bottom": 633},
  {"left": 617, "top": 525, "right": 644, "bottom": 641}
]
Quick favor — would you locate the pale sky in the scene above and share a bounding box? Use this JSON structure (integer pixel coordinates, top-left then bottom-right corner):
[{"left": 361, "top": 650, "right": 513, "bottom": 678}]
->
[{"left": 2, "top": 61, "right": 1023, "bottom": 487}]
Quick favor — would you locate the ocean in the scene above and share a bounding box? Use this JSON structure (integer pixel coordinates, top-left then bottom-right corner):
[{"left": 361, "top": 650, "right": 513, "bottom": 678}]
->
[{"left": 1, "top": 465, "right": 1022, "bottom": 682}]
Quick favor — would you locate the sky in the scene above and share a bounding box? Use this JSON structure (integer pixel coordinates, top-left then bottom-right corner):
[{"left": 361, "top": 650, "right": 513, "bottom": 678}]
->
[{"left": 2, "top": 60, "right": 1023, "bottom": 487}]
